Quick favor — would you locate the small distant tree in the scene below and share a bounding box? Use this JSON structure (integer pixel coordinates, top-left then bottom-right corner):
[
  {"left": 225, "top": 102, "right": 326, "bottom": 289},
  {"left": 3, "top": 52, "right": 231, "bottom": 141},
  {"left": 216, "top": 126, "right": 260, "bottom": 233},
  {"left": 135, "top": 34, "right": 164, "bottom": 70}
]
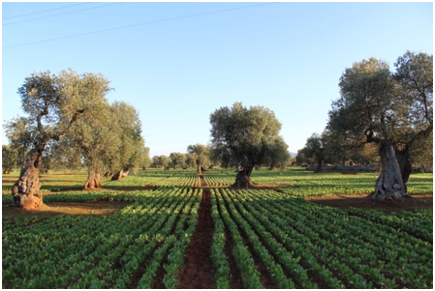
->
[
  {"left": 2, "top": 145, "right": 18, "bottom": 174},
  {"left": 169, "top": 152, "right": 187, "bottom": 169},
  {"left": 299, "top": 133, "right": 329, "bottom": 173},
  {"left": 152, "top": 155, "right": 160, "bottom": 168},
  {"left": 187, "top": 144, "right": 210, "bottom": 174},
  {"left": 263, "top": 136, "right": 290, "bottom": 170},
  {"left": 158, "top": 155, "right": 172, "bottom": 170},
  {"left": 185, "top": 153, "right": 196, "bottom": 169},
  {"left": 138, "top": 146, "right": 152, "bottom": 170}
]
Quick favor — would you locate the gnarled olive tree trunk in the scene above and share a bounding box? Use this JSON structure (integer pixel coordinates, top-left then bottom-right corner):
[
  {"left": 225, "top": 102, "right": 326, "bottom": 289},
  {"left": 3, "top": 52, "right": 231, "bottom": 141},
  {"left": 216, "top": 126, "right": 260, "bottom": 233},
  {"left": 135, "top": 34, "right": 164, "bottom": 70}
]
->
[
  {"left": 84, "top": 166, "right": 103, "bottom": 190},
  {"left": 369, "top": 142, "right": 407, "bottom": 200},
  {"left": 12, "top": 142, "right": 46, "bottom": 210},
  {"left": 232, "top": 165, "right": 254, "bottom": 189},
  {"left": 111, "top": 169, "right": 129, "bottom": 180}
]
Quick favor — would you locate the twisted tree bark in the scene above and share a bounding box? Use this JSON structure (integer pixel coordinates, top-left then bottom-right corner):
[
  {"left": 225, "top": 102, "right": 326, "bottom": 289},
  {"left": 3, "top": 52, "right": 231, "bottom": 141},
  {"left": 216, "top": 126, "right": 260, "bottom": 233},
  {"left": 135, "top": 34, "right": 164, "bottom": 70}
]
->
[
  {"left": 369, "top": 142, "right": 407, "bottom": 200},
  {"left": 12, "top": 142, "right": 45, "bottom": 209}
]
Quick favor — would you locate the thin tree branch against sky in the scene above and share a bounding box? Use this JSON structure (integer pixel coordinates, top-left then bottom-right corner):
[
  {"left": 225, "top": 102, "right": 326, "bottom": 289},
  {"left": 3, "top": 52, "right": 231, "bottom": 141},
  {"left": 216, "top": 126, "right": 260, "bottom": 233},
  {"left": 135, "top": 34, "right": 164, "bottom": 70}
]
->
[{"left": 2, "top": 2, "right": 433, "bottom": 158}]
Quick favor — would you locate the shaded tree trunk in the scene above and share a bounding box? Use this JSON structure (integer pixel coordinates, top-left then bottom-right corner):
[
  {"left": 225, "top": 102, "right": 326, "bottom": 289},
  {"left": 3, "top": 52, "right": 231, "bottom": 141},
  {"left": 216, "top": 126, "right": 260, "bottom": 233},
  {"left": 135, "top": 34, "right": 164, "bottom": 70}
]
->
[
  {"left": 369, "top": 142, "right": 407, "bottom": 200},
  {"left": 314, "top": 158, "right": 324, "bottom": 173},
  {"left": 268, "top": 162, "right": 275, "bottom": 171},
  {"left": 84, "top": 168, "right": 102, "bottom": 190},
  {"left": 233, "top": 165, "right": 253, "bottom": 189},
  {"left": 111, "top": 170, "right": 123, "bottom": 180},
  {"left": 111, "top": 169, "right": 129, "bottom": 180},
  {"left": 12, "top": 143, "right": 46, "bottom": 210},
  {"left": 395, "top": 148, "right": 412, "bottom": 193}
]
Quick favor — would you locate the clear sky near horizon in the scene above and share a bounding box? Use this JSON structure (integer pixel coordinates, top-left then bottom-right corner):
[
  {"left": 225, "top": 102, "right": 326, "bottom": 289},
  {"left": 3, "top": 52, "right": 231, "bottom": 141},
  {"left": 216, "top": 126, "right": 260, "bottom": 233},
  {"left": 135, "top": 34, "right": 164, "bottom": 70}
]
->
[{"left": 2, "top": 1, "right": 433, "bottom": 158}]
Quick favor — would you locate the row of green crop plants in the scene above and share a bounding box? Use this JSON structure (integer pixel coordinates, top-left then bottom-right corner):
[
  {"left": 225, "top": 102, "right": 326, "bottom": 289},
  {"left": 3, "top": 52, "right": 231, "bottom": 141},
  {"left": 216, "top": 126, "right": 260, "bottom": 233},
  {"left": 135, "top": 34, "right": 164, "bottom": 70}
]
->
[
  {"left": 203, "top": 175, "right": 235, "bottom": 187},
  {"left": 2, "top": 187, "right": 201, "bottom": 289},
  {"left": 153, "top": 175, "right": 201, "bottom": 187},
  {"left": 209, "top": 188, "right": 432, "bottom": 289}
]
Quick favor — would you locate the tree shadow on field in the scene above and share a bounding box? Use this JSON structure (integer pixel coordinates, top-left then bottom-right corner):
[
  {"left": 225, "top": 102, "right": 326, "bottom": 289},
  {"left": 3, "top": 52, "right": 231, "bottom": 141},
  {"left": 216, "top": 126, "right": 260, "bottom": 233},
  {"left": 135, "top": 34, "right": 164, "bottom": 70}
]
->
[
  {"left": 305, "top": 194, "right": 433, "bottom": 213},
  {"left": 2, "top": 200, "right": 132, "bottom": 219}
]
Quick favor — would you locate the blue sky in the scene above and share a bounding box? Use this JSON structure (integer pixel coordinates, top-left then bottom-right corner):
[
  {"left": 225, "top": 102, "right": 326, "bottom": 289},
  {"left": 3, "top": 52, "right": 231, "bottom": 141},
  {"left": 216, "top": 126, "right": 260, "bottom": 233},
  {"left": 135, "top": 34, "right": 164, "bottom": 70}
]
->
[{"left": 2, "top": 2, "right": 433, "bottom": 157}]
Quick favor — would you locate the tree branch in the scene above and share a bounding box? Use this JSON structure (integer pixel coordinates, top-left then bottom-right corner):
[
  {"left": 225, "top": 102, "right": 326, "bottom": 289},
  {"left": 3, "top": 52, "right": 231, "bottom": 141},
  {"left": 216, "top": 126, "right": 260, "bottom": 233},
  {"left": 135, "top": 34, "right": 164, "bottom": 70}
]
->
[
  {"left": 36, "top": 100, "right": 50, "bottom": 133},
  {"left": 51, "top": 109, "right": 85, "bottom": 141}
]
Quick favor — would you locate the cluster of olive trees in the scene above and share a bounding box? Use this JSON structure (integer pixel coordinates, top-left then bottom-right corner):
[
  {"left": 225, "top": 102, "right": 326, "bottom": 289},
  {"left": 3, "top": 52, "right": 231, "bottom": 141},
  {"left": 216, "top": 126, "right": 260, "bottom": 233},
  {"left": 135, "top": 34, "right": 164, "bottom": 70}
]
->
[{"left": 4, "top": 70, "right": 148, "bottom": 208}]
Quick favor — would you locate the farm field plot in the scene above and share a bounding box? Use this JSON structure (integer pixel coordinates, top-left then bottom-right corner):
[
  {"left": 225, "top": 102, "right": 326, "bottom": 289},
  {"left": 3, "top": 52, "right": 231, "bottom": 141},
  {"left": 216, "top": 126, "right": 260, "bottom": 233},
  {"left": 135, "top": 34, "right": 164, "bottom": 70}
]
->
[{"left": 2, "top": 168, "right": 433, "bottom": 289}]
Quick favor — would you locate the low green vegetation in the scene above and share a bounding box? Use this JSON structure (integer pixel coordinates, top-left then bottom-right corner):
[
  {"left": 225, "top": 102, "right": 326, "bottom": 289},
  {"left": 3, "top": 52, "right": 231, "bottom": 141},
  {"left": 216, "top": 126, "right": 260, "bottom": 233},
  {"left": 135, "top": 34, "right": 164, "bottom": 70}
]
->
[{"left": 2, "top": 167, "right": 433, "bottom": 288}]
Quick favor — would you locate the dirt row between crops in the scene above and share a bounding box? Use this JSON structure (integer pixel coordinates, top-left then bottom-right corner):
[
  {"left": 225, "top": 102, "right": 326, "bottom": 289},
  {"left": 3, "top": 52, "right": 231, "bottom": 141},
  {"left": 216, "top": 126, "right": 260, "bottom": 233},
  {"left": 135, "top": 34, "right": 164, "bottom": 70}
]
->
[{"left": 176, "top": 175, "right": 215, "bottom": 288}]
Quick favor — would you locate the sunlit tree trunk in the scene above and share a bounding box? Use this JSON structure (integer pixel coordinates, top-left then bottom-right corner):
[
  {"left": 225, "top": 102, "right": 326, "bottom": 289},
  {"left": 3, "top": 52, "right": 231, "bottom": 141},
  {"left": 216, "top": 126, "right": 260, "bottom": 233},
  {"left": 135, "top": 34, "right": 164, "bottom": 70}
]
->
[
  {"left": 12, "top": 141, "right": 46, "bottom": 209},
  {"left": 84, "top": 165, "right": 102, "bottom": 190},
  {"left": 369, "top": 142, "right": 407, "bottom": 200}
]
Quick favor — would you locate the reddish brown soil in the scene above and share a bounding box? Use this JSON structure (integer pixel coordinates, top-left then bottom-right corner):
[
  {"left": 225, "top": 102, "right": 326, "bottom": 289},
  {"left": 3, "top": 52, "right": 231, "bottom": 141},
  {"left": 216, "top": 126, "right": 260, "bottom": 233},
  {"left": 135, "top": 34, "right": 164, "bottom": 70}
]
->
[
  {"left": 305, "top": 194, "right": 433, "bottom": 213},
  {"left": 176, "top": 188, "right": 216, "bottom": 289}
]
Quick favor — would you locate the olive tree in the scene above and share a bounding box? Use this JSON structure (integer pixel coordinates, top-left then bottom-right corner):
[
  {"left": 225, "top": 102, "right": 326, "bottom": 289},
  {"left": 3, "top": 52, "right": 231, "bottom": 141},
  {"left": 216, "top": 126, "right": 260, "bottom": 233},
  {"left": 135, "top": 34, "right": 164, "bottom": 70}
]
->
[
  {"left": 299, "top": 133, "right": 328, "bottom": 173},
  {"left": 263, "top": 136, "right": 290, "bottom": 171},
  {"left": 169, "top": 152, "right": 187, "bottom": 169},
  {"left": 109, "top": 101, "right": 144, "bottom": 180},
  {"left": 328, "top": 52, "right": 432, "bottom": 200},
  {"left": 210, "top": 102, "right": 286, "bottom": 188},
  {"left": 7, "top": 70, "right": 111, "bottom": 209},
  {"left": 68, "top": 100, "right": 119, "bottom": 190},
  {"left": 187, "top": 144, "right": 210, "bottom": 174},
  {"left": 2, "top": 145, "right": 19, "bottom": 174},
  {"left": 158, "top": 155, "right": 172, "bottom": 170},
  {"left": 391, "top": 51, "right": 433, "bottom": 191},
  {"left": 152, "top": 155, "right": 160, "bottom": 168},
  {"left": 138, "top": 146, "right": 152, "bottom": 170}
]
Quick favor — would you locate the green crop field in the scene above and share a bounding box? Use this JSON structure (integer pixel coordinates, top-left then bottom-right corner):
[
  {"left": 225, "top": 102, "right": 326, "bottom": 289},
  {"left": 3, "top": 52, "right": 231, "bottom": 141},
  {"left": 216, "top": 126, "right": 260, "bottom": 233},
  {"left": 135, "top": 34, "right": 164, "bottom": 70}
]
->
[{"left": 2, "top": 168, "right": 433, "bottom": 289}]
